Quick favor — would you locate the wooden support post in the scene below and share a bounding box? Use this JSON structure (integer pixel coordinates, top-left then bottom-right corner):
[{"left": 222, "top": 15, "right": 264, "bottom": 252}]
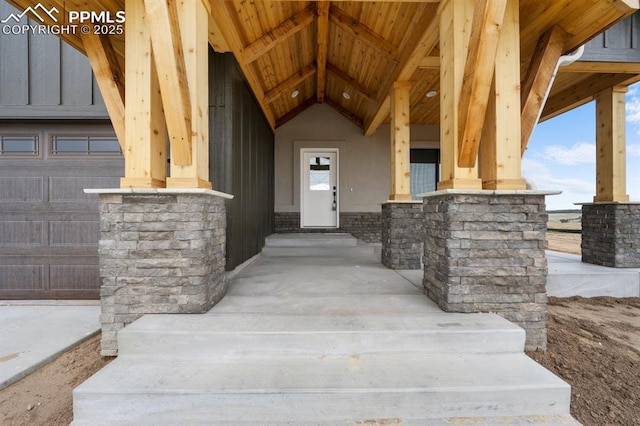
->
[
  {"left": 389, "top": 81, "right": 412, "bottom": 201},
  {"left": 167, "top": 0, "right": 212, "bottom": 189},
  {"left": 594, "top": 86, "right": 629, "bottom": 202},
  {"left": 438, "top": 0, "right": 482, "bottom": 190},
  {"left": 479, "top": 0, "right": 526, "bottom": 190},
  {"left": 120, "top": 0, "right": 167, "bottom": 189}
]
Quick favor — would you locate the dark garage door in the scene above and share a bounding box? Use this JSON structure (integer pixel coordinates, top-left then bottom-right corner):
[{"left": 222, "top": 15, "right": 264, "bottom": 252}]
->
[{"left": 0, "top": 122, "right": 123, "bottom": 299}]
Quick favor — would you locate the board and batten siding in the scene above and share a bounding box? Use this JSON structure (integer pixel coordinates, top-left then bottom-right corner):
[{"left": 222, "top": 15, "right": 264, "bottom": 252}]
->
[
  {"left": 0, "top": 2, "right": 108, "bottom": 119},
  {"left": 582, "top": 12, "right": 640, "bottom": 62}
]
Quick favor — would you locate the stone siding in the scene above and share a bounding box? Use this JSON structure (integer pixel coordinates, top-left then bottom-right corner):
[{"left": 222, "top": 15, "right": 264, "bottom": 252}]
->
[
  {"left": 274, "top": 212, "right": 381, "bottom": 243},
  {"left": 582, "top": 203, "right": 640, "bottom": 267},
  {"left": 381, "top": 202, "right": 423, "bottom": 270},
  {"left": 422, "top": 191, "right": 549, "bottom": 350},
  {"left": 97, "top": 192, "right": 228, "bottom": 356}
]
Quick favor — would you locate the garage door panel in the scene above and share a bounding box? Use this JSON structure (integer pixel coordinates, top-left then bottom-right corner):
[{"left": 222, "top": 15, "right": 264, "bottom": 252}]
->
[
  {"left": 0, "top": 265, "right": 44, "bottom": 291},
  {"left": 50, "top": 264, "right": 99, "bottom": 290},
  {"left": 0, "top": 177, "right": 44, "bottom": 201},
  {"left": 0, "top": 221, "right": 44, "bottom": 247},
  {"left": 49, "top": 220, "right": 99, "bottom": 247},
  {"left": 49, "top": 176, "right": 121, "bottom": 202}
]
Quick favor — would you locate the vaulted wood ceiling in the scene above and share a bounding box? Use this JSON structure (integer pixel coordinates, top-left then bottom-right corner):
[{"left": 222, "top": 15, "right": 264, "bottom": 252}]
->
[{"left": 7, "top": 0, "right": 640, "bottom": 135}]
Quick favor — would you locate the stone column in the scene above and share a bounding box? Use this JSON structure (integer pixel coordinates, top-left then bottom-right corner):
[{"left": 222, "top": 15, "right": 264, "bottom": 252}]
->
[
  {"left": 87, "top": 188, "right": 233, "bottom": 356},
  {"left": 582, "top": 203, "right": 640, "bottom": 268},
  {"left": 381, "top": 201, "right": 423, "bottom": 270},
  {"left": 422, "top": 190, "right": 555, "bottom": 350}
]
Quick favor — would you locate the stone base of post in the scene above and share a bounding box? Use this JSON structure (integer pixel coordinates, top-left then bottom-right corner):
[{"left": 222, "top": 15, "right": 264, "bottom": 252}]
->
[
  {"left": 582, "top": 203, "right": 640, "bottom": 268},
  {"left": 381, "top": 201, "right": 423, "bottom": 270},
  {"left": 87, "top": 189, "right": 233, "bottom": 356},
  {"left": 422, "top": 190, "right": 556, "bottom": 351}
]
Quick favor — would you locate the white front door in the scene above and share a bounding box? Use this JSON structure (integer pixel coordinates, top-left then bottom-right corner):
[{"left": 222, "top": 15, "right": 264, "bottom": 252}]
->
[{"left": 301, "top": 150, "right": 338, "bottom": 228}]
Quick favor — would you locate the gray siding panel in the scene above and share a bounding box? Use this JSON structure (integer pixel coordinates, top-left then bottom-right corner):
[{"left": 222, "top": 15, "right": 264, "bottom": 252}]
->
[
  {"left": 29, "top": 32, "right": 61, "bottom": 105},
  {"left": 60, "top": 42, "right": 94, "bottom": 105},
  {"left": 582, "top": 12, "right": 640, "bottom": 62},
  {"left": 0, "top": 2, "right": 107, "bottom": 118}
]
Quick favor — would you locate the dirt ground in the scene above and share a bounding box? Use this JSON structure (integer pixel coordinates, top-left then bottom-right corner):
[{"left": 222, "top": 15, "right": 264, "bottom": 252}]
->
[
  {"left": 0, "top": 334, "right": 112, "bottom": 426},
  {"left": 0, "top": 233, "right": 638, "bottom": 425}
]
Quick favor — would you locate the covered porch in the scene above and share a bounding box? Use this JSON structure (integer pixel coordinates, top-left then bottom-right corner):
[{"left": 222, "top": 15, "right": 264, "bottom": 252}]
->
[{"left": 6, "top": 0, "right": 640, "bottom": 355}]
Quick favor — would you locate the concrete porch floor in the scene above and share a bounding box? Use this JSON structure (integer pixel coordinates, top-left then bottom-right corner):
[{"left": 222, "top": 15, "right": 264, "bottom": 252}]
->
[{"left": 73, "top": 234, "right": 577, "bottom": 425}]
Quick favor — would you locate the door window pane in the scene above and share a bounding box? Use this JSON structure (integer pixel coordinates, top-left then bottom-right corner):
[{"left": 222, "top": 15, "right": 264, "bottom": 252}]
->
[
  {"left": 309, "top": 156, "right": 330, "bottom": 191},
  {"left": 0, "top": 135, "right": 39, "bottom": 156}
]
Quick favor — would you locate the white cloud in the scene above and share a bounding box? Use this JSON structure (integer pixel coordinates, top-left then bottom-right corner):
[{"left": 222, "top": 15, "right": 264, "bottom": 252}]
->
[
  {"left": 627, "top": 144, "right": 640, "bottom": 158},
  {"left": 537, "top": 142, "right": 595, "bottom": 165},
  {"left": 626, "top": 94, "right": 640, "bottom": 126}
]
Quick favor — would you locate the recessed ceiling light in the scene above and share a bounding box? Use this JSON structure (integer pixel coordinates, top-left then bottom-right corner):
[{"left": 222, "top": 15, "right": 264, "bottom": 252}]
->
[
  {"left": 342, "top": 92, "right": 351, "bottom": 100},
  {"left": 426, "top": 90, "right": 438, "bottom": 98},
  {"left": 291, "top": 90, "right": 299, "bottom": 98}
]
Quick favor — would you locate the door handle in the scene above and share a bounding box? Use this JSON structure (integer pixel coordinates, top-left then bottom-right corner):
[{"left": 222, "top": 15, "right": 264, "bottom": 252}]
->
[{"left": 332, "top": 186, "right": 337, "bottom": 211}]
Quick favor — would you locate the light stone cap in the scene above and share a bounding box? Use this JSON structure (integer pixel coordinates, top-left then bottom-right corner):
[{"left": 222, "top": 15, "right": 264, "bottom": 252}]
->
[
  {"left": 84, "top": 188, "right": 234, "bottom": 199},
  {"left": 576, "top": 201, "right": 640, "bottom": 205},
  {"left": 417, "top": 189, "right": 562, "bottom": 199},
  {"left": 382, "top": 200, "right": 423, "bottom": 204}
]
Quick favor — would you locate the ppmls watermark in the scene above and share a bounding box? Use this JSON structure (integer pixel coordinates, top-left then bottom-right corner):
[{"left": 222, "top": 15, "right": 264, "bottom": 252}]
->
[{"left": 1, "top": 3, "right": 125, "bottom": 36}]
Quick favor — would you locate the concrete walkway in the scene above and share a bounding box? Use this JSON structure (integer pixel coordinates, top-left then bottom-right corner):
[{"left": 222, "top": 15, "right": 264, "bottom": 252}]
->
[
  {"left": 547, "top": 250, "right": 640, "bottom": 297},
  {"left": 73, "top": 235, "right": 576, "bottom": 425},
  {"left": 0, "top": 301, "right": 100, "bottom": 390}
]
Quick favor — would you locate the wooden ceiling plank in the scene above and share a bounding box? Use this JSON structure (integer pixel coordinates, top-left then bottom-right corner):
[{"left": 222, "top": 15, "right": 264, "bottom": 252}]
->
[
  {"left": 520, "top": 25, "right": 568, "bottom": 155},
  {"left": 143, "top": 0, "right": 192, "bottom": 166},
  {"left": 264, "top": 64, "right": 317, "bottom": 104},
  {"left": 364, "top": 7, "right": 438, "bottom": 136},
  {"left": 317, "top": 1, "right": 330, "bottom": 103},
  {"left": 325, "top": 97, "right": 365, "bottom": 128},
  {"left": 209, "top": 1, "right": 276, "bottom": 129},
  {"left": 418, "top": 55, "right": 440, "bottom": 70},
  {"left": 326, "top": 63, "right": 377, "bottom": 103},
  {"left": 81, "top": 32, "right": 125, "bottom": 150},
  {"left": 243, "top": 5, "right": 316, "bottom": 64},
  {"left": 457, "top": 0, "right": 508, "bottom": 168},
  {"left": 275, "top": 96, "right": 316, "bottom": 128},
  {"left": 329, "top": 5, "right": 399, "bottom": 63}
]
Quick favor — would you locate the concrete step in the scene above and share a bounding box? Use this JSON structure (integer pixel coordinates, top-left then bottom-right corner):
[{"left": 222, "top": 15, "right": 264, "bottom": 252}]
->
[
  {"left": 265, "top": 233, "right": 358, "bottom": 247},
  {"left": 212, "top": 293, "right": 444, "bottom": 314},
  {"left": 73, "top": 353, "right": 571, "bottom": 425},
  {"left": 118, "top": 312, "right": 525, "bottom": 358}
]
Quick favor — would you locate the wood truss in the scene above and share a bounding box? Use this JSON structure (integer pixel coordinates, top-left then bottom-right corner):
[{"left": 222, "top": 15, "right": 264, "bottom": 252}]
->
[{"left": 6, "top": 0, "right": 639, "bottom": 192}]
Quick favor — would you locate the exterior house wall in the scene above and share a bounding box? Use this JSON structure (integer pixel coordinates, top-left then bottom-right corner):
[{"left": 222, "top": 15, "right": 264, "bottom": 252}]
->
[
  {"left": 274, "top": 103, "right": 439, "bottom": 240},
  {"left": 0, "top": 2, "right": 108, "bottom": 119},
  {"left": 209, "top": 52, "right": 275, "bottom": 271}
]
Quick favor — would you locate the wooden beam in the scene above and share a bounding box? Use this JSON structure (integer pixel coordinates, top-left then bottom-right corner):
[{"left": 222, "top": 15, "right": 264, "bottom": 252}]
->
[
  {"left": 325, "top": 98, "right": 365, "bottom": 128},
  {"left": 264, "top": 64, "right": 317, "bottom": 104},
  {"left": 167, "top": 0, "right": 212, "bottom": 189},
  {"left": 276, "top": 96, "right": 317, "bottom": 128},
  {"left": 457, "top": 0, "right": 508, "bottom": 168},
  {"left": 120, "top": 0, "right": 167, "bottom": 189},
  {"left": 438, "top": 0, "right": 482, "bottom": 190},
  {"left": 81, "top": 33, "right": 125, "bottom": 150},
  {"left": 594, "top": 86, "right": 629, "bottom": 202},
  {"left": 520, "top": 26, "right": 568, "bottom": 155},
  {"left": 144, "top": 0, "right": 192, "bottom": 166},
  {"left": 316, "top": 1, "right": 330, "bottom": 103},
  {"left": 389, "top": 81, "right": 412, "bottom": 201},
  {"left": 326, "top": 63, "right": 377, "bottom": 103},
  {"left": 329, "top": 5, "right": 399, "bottom": 63},
  {"left": 364, "top": 6, "right": 438, "bottom": 136},
  {"left": 418, "top": 55, "right": 440, "bottom": 70},
  {"left": 560, "top": 61, "right": 640, "bottom": 74},
  {"left": 541, "top": 73, "right": 640, "bottom": 121},
  {"left": 479, "top": 0, "right": 526, "bottom": 190},
  {"left": 243, "top": 5, "right": 316, "bottom": 64},
  {"left": 209, "top": 1, "right": 276, "bottom": 129}
]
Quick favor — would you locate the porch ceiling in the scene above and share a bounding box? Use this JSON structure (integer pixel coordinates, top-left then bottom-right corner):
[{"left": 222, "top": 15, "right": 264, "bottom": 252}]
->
[{"left": 7, "top": 0, "right": 639, "bottom": 133}]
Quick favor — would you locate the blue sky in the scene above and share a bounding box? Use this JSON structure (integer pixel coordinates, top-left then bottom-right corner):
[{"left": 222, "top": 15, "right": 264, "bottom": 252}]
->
[{"left": 523, "top": 82, "right": 640, "bottom": 211}]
